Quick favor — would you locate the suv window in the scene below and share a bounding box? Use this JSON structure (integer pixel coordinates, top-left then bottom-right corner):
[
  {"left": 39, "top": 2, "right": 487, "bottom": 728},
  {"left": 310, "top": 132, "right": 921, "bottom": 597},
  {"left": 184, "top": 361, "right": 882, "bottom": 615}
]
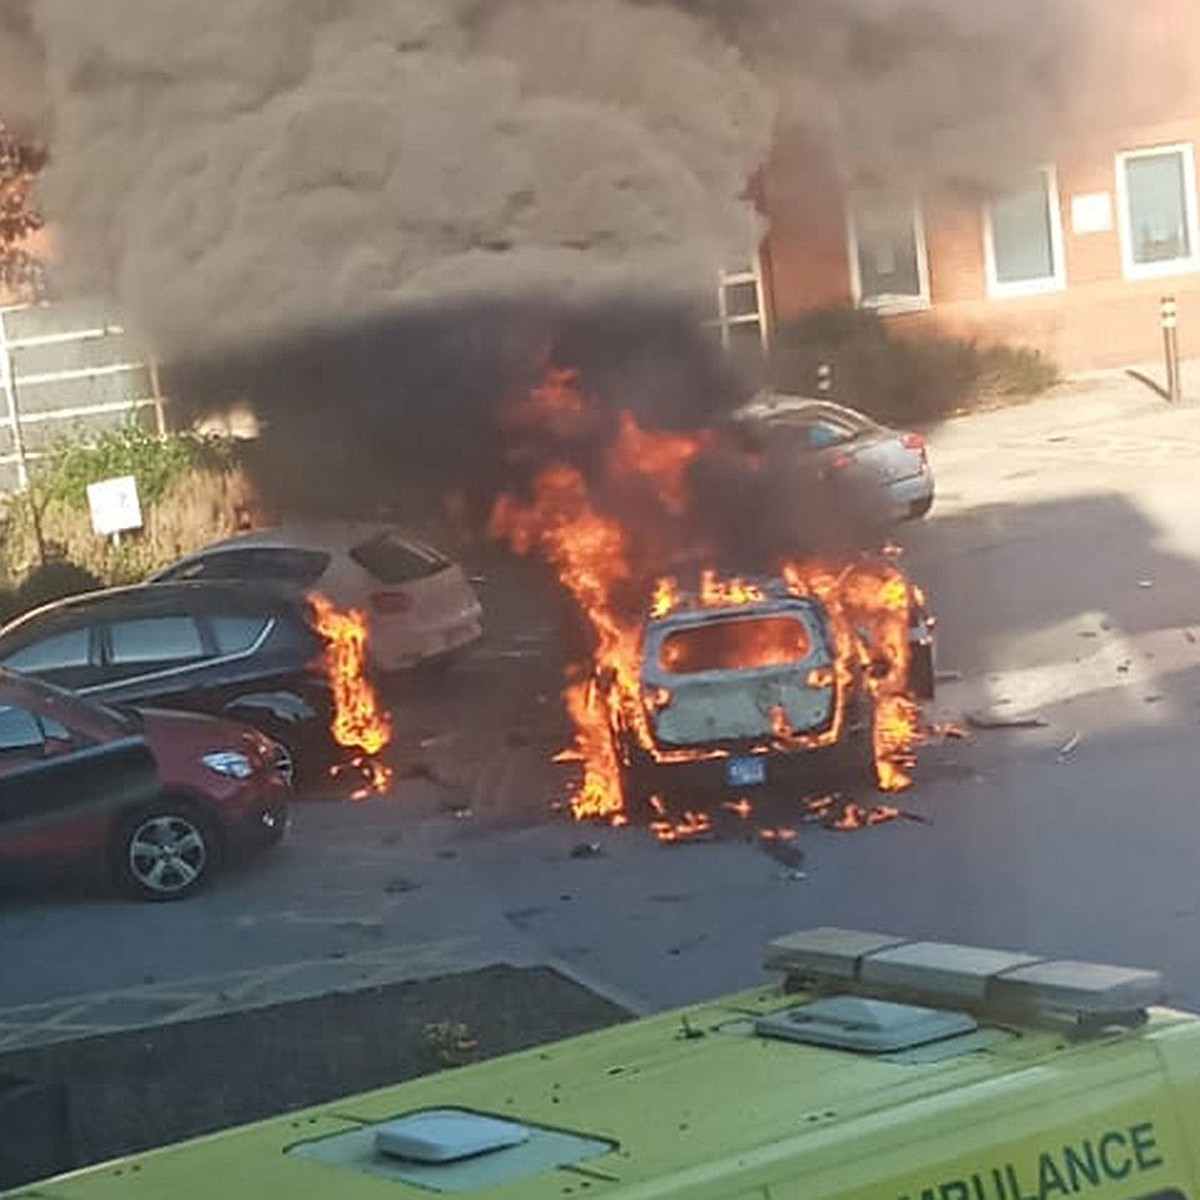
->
[
  {"left": 350, "top": 534, "right": 449, "bottom": 584},
  {"left": 208, "top": 614, "right": 271, "bottom": 655},
  {"left": 109, "top": 617, "right": 205, "bottom": 665},
  {"left": 2, "top": 628, "right": 91, "bottom": 673},
  {"left": 0, "top": 705, "right": 46, "bottom": 752},
  {"left": 658, "top": 616, "right": 812, "bottom": 675}
]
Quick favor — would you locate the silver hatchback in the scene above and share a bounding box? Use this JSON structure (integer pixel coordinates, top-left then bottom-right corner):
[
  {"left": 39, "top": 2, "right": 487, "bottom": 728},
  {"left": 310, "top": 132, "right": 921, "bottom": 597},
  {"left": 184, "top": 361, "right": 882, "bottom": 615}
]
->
[{"left": 727, "top": 394, "right": 935, "bottom": 524}]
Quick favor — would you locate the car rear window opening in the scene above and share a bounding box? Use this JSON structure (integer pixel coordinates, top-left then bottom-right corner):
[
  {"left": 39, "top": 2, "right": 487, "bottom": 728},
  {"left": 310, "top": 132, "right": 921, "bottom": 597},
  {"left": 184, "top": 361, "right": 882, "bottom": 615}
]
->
[
  {"left": 350, "top": 534, "right": 450, "bottom": 584},
  {"left": 658, "top": 616, "right": 812, "bottom": 675}
]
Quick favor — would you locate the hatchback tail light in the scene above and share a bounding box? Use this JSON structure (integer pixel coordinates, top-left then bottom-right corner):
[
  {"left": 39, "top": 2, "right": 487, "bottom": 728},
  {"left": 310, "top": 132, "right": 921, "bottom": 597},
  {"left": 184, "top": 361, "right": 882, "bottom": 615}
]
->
[
  {"left": 902, "top": 432, "right": 926, "bottom": 451},
  {"left": 830, "top": 451, "right": 855, "bottom": 471},
  {"left": 371, "top": 590, "right": 412, "bottom": 614}
]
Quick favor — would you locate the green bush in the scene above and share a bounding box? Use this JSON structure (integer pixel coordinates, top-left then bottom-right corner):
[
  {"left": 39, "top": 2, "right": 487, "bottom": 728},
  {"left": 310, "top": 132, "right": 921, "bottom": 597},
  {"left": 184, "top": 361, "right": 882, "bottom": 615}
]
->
[
  {"left": 767, "top": 309, "right": 1059, "bottom": 425},
  {"left": 0, "top": 423, "right": 259, "bottom": 605},
  {"left": 31, "top": 423, "right": 237, "bottom": 512}
]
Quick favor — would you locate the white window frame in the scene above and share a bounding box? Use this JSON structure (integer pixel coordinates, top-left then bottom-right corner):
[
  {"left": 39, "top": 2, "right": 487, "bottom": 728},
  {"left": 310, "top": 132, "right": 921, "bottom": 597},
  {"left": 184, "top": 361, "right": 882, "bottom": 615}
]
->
[
  {"left": 983, "top": 166, "right": 1067, "bottom": 299},
  {"left": 1115, "top": 142, "right": 1200, "bottom": 281},
  {"left": 846, "top": 198, "right": 930, "bottom": 314}
]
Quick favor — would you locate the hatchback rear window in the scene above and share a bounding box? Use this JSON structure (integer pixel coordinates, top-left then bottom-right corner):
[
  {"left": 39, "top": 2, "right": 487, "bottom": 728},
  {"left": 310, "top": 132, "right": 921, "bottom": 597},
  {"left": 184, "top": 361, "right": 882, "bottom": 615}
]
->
[
  {"left": 350, "top": 534, "right": 450, "bottom": 584},
  {"left": 658, "top": 616, "right": 812, "bottom": 674}
]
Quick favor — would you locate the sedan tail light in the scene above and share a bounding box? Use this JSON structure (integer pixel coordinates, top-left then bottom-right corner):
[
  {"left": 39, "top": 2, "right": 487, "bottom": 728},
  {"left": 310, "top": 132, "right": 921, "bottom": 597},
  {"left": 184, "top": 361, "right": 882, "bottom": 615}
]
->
[
  {"left": 371, "top": 590, "right": 412, "bottom": 614},
  {"left": 902, "top": 432, "right": 926, "bottom": 451}
]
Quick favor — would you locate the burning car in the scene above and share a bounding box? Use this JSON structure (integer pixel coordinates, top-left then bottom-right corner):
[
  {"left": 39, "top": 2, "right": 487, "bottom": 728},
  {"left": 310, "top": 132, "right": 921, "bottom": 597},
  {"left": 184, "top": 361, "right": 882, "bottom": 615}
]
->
[{"left": 596, "top": 570, "right": 935, "bottom": 815}]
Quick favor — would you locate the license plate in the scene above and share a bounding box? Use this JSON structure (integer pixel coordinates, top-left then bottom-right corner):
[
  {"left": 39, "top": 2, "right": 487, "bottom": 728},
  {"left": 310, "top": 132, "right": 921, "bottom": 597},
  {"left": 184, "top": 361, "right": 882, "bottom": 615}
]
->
[{"left": 725, "top": 756, "right": 767, "bottom": 788}]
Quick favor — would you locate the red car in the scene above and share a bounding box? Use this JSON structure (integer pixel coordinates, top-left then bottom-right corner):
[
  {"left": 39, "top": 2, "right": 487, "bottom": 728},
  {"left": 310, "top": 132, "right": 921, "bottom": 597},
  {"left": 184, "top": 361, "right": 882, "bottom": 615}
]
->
[{"left": 0, "top": 672, "right": 291, "bottom": 900}]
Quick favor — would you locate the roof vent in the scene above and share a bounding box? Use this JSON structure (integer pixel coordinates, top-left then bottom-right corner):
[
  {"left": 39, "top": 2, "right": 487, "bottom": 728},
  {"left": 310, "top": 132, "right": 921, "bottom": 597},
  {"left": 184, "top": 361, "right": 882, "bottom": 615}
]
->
[
  {"left": 375, "top": 1111, "right": 530, "bottom": 1164},
  {"left": 756, "top": 995, "right": 977, "bottom": 1053}
]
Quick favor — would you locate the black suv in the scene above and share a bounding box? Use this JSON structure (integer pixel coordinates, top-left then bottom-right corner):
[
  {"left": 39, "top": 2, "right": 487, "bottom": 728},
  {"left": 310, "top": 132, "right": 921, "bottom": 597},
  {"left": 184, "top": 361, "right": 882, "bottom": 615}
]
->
[{"left": 0, "top": 582, "right": 330, "bottom": 770}]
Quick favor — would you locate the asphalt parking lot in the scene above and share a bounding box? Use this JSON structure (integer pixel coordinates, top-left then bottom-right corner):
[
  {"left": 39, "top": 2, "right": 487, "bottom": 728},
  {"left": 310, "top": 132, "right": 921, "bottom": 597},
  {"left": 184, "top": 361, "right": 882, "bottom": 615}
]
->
[{"left": 3, "top": 373, "right": 1200, "bottom": 1037}]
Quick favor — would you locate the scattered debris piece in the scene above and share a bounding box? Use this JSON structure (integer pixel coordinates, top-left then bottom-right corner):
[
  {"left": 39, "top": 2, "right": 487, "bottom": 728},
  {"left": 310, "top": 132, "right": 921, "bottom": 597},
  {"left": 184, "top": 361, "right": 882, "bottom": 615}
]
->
[
  {"left": 418, "top": 732, "right": 456, "bottom": 750},
  {"left": 721, "top": 797, "right": 754, "bottom": 819},
  {"left": 440, "top": 799, "right": 473, "bottom": 819},
  {"left": 759, "top": 831, "right": 805, "bottom": 868},
  {"left": 1185, "top": 629, "right": 1197, "bottom": 644},
  {"left": 383, "top": 877, "right": 420, "bottom": 895},
  {"left": 570, "top": 842, "right": 604, "bottom": 860},
  {"left": 931, "top": 721, "right": 969, "bottom": 740},
  {"left": 966, "top": 711, "right": 1048, "bottom": 730},
  {"left": 651, "top": 810, "right": 714, "bottom": 844},
  {"left": 1117, "top": 661, "right": 1131, "bottom": 674},
  {"left": 437, "top": 849, "right": 458, "bottom": 860},
  {"left": 777, "top": 869, "right": 808, "bottom": 882},
  {"left": 398, "top": 761, "right": 437, "bottom": 782},
  {"left": 1057, "top": 732, "right": 1081, "bottom": 761},
  {"left": 1138, "top": 579, "right": 1154, "bottom": 589},
  {"left": 1078, "top": 630, "right": 1099, "bottom": 639},
  {"left": 935, "top": 669, "right": 963, "bottom": 683},
  {"left": 1144, "top": 694, "right": 1164, "bottom": 704}
]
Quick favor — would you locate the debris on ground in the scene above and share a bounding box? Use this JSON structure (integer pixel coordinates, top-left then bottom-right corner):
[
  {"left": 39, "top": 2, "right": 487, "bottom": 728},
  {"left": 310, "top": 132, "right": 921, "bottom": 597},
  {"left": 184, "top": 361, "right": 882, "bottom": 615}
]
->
[
  {"left": 930, "top": 721, "right": 970, "bottom": 740},
  {"left": 1138, "top": 579, "right": 1155, "bottom": 589},
  {"left": 802, "top": 793, "right": 920, "bottom": 830},
  {"left": 440, "top": 799, "right": 473, "bottom": 819},
  {"left": 569, "top": 842, "right": 604, "bottom": 859},
  {"left": 936, "top": 669, "right": 963, "bottom": 682},
  {"left": 777, "top": 869, "right": 808, "bottom": 882},
  {"left": 1185, "top": 629, "right": 1197, "bottom": 644},
  {"left": 757, "top": 827, "right": 804, "bottom": 868},
  {"left": 383, "top": 877, "right": 420, "bottom": 895},
  {"left": 1057, "top": 732, "right": 1081, "bottom": 761},
  {"left": 966, "top": 710, "right": 1049, "bottom": 730}
]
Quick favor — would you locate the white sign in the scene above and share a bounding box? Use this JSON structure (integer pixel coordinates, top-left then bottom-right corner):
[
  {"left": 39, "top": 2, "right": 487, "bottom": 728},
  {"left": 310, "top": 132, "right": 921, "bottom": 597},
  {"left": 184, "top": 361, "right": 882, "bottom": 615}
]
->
[
  {"left": 1071, "top": 191, "right": 1113, "bottom": 235},
  {"left": 87, "top": 475, "right": 143, "bottom": 537}
]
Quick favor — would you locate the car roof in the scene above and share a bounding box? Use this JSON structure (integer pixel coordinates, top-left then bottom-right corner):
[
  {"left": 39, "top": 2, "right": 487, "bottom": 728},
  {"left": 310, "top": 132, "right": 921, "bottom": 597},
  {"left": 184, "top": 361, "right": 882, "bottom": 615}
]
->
[
  {"left": 647, "top": 592, "right": 824, "bottom": 631},
  {"left": 0, "top": 580, "right": 308, "bottom": 642},
  {"left": 179, "top": 522, "right": 439, "bottom": 556},
  {"left": 730, "top": 393, "right": 884, "bottom": 429}
]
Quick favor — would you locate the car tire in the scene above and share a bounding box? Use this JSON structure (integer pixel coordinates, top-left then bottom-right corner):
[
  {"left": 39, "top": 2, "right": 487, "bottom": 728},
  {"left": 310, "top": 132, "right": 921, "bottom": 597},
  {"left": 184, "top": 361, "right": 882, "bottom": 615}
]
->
[
  {"left": 909, "top": 493, "right": 934, "bottom": 519},
  {"left": 111, "top": 799, "right": 219, "bottom": 901},
  {"left": 908, "top": 642, "right": 936, "bottom": 701}
]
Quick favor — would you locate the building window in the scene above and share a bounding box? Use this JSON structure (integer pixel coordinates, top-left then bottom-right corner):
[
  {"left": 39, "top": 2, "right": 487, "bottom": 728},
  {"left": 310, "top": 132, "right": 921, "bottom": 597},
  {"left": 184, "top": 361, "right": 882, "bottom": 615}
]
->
[
  {"left": 1116, "top": 144, "right": 1200, "bottom": 279},
  {"left": 984, "top": 168, "right": 1066, "bottom": 297},
  {"left": 847, "top": 197, "right": 929, "bottom": 312}
]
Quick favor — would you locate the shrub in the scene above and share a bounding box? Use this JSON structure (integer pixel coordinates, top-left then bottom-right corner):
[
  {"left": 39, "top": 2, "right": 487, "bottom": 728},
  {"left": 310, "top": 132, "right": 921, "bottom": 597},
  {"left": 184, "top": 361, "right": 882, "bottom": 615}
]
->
[
  {"left": 0, "top": 424, "right": 261, "bottom": 601},
  {"left": 767, "top": 308, "right": 1059, "bottom": 425}
]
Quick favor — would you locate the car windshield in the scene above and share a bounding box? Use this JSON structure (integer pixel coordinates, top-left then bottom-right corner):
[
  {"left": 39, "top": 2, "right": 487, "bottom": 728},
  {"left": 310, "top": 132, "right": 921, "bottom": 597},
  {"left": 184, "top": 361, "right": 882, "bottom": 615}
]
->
[{"left": 658, "top": 615, "right": 812, "bottom": 674}]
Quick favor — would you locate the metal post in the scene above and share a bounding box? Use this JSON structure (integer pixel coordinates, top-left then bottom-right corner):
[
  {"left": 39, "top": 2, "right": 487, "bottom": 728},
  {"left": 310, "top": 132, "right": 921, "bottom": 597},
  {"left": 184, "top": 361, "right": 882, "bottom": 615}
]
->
[
  {"left": 148, "top": 356, "right": 167, "bottom": 436},
  {"left": 1161, "top": 296, "right": 1181, "bottom": 405},
  {"left": 0, "top": 310, "right": 28, "bottom": 491},
  {"left": 0, "top": 310, "right": 45, "bottom": 564}
]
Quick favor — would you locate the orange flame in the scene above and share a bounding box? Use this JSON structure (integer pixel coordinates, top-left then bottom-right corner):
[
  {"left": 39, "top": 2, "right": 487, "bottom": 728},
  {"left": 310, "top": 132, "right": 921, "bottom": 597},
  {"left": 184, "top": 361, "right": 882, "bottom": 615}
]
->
[
  {"left": 490, "top": 369, "right": 927, "bottom": 827},
  {"left": 309, "top": 593, "right": 393, "bottom": 797}
]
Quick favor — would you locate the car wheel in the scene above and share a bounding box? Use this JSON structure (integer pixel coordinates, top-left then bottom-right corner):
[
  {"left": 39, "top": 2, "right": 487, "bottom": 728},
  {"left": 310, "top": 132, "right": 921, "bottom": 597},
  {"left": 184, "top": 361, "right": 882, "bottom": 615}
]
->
[
  {"left": 112, "top": 801, "right": 218, "bottom": 901},
  {"left": 908, "top": 642, "right": 936, "bottom": 701},
  {"left": 909, "top": 493, "right": 934, "bottom": 519}
]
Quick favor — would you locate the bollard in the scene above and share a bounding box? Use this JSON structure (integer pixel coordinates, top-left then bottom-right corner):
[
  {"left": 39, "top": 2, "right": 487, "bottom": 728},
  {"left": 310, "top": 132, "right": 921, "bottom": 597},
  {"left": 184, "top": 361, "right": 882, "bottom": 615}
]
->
[{"left": 1161, "top": 296, "right": 1181, "bottom": 404}]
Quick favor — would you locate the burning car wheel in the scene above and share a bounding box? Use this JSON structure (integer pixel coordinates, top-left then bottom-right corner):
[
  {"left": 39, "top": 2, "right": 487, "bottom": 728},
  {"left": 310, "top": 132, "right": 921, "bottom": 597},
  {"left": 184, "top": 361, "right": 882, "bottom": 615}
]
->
[{"left": 112, "top": 802, "right": 217, "bottom": 901}]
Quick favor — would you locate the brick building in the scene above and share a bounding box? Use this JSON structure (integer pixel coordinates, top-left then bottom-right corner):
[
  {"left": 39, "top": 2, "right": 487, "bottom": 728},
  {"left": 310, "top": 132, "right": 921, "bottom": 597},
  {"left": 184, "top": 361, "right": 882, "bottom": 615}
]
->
[{"left": 740, "top": 1, "right": 1200, "bottom": 373}]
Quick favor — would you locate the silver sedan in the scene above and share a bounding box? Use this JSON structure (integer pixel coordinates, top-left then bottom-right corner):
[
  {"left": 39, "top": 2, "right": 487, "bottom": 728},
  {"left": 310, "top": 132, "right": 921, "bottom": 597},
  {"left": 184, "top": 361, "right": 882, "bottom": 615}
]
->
[{"left": 726, "top": 394, "right": 935, "bottom": 524}]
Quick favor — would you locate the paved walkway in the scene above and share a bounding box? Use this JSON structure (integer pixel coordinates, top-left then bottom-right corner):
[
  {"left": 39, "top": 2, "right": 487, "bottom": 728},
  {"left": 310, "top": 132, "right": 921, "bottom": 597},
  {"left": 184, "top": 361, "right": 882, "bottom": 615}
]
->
[{"left": 0, "top": 938, "right": 502, "bottom": 1053}]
